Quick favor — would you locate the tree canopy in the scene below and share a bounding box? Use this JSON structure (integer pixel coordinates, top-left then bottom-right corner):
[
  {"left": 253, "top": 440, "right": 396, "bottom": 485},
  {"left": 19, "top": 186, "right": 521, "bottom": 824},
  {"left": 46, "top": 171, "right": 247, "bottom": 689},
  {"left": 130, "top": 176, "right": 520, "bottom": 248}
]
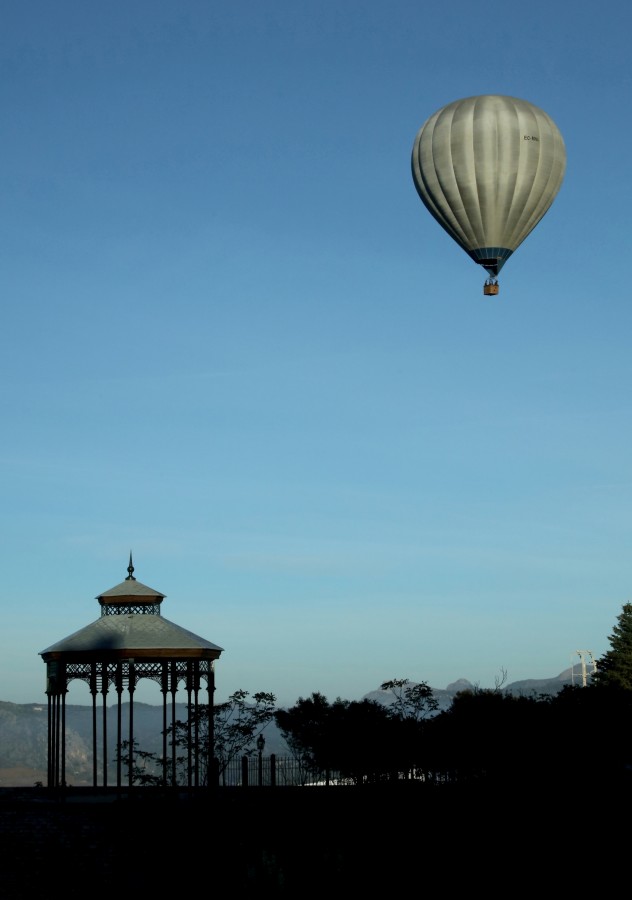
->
[
  {"left": 591, "top": 602, "right": 632, "bottom": 690},
  {"left": 117, "top": 689, "right": 276, "bottom": 787},
  {"left": 115, "top": 596, "right": 632, "bottom": 790},
  {"left": 274, "top": 680, "right": 441, "bottom": 782}
]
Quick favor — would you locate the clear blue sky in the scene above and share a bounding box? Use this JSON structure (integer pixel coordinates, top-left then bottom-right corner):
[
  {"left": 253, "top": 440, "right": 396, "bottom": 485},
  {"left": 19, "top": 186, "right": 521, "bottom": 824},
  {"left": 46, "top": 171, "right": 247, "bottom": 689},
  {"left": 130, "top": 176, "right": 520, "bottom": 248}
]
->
[{"left": 1, "top": 1, "right": 630, "bottom": 707}]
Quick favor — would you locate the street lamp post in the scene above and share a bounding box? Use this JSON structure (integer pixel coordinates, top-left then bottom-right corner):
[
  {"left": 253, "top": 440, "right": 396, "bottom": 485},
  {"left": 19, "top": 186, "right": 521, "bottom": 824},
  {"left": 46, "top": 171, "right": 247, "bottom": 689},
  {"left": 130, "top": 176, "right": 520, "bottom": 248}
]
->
[{"left": 256, "top": 734, "right": 265, "bottom": 787}]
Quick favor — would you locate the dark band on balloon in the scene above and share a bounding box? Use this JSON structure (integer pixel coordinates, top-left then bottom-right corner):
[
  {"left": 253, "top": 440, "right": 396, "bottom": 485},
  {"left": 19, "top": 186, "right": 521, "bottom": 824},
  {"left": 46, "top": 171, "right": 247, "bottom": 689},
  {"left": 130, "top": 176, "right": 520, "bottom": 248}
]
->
[{"left": 468, "top": 248, "right": 514, "bottom": 277}]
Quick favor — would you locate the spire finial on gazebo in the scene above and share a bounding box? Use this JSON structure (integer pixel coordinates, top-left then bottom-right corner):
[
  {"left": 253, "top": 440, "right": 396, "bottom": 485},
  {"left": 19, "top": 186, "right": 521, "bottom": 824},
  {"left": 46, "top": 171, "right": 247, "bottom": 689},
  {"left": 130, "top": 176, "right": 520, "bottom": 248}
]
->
[{"left": 126, "top": 551, "right": 136, "bottom": 581}]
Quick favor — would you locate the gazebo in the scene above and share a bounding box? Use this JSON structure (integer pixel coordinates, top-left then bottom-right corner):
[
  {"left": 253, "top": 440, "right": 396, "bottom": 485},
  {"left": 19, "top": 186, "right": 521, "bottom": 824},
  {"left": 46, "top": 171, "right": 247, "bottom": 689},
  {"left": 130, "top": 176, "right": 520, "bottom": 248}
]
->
[{"left": 39, "top": 555, "right": 223, "bottom": 790}]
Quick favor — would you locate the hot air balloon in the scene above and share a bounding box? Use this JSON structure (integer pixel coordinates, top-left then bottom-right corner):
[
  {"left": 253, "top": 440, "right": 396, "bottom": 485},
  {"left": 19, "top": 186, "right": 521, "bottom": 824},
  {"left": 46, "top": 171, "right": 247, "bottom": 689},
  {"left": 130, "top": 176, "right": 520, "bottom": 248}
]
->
[{"left": 411, "top": 95, "right": 566, "bottom": 295}]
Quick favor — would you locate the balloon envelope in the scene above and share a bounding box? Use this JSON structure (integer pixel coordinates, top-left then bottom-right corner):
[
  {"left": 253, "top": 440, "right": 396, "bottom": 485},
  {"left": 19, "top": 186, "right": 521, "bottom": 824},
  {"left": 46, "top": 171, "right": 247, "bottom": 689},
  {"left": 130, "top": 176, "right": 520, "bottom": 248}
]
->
[{"left": 411, "top": 95, "right": 566, "bottom": 278}]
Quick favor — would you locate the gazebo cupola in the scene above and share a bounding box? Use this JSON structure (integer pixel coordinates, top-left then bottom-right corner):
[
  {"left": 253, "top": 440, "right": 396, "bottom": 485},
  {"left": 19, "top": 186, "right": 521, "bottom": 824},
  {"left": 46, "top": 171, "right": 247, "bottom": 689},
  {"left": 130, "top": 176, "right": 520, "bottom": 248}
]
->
[{"left": 98, "top": 554, "right": 165, "bottom": 615}]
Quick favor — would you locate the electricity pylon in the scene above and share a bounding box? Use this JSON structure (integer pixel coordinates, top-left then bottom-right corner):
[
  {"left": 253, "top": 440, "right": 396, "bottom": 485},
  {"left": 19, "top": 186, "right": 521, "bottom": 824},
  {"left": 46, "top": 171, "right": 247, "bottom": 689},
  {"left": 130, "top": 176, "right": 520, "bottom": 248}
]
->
[{"left": 572, "top": 650, "right": 596, "bottom": 687}]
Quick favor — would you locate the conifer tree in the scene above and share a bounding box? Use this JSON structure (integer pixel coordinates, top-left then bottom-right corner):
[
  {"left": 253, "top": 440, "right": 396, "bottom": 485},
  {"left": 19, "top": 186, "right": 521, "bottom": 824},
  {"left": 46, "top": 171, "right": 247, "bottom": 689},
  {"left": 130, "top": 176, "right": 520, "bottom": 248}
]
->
[{"left": 591, "top": 602, "right": 632, "bottom": 690}]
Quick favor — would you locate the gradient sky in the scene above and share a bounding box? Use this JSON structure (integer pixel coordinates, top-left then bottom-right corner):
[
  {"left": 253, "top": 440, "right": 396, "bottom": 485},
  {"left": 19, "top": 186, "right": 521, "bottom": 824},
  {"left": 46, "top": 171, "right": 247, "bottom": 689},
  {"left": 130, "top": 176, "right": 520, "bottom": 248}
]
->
[{"left": 1, "top": 1, "right": 630, "bottom": 707}]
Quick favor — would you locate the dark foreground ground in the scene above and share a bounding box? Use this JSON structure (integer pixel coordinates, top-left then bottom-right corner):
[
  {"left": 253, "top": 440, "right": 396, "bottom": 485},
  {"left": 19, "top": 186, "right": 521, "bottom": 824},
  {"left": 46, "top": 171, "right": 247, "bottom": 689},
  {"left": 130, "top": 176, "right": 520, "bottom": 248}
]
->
[{"left": 1, "top": 777, "right": 627, "bottom": 895}]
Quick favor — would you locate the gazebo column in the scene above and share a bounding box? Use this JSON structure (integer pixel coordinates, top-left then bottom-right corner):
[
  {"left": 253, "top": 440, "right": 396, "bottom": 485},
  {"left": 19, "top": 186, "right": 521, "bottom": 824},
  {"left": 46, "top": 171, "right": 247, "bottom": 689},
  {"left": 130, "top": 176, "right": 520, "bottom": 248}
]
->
[
  {"left": 90, "top": 665, "right": 98, "bottom": 787},
  {"left": 161, "top": 662, "right": 169, "bottom": 786},
  {"left": 46, "top": 661, "right": 67, "bottom": 790},
  {"left": 115, "top": 661, "right": 123, "bottom": 788},
  {"left": 207, "top": 662, "right": 215, "bottom": 788},
  {"left": 186, "top": 661, "right": 193, "bottom": 788},
  {"left": 170, "top": 660, "right": 178, "bottom": 786},
  {"left": 47, "top": 690, "right": 56, "bottom": 788},
  {"left": 60, "top": 692, "right": 66, "bottom": 788},
  {"left": 47, "top": 690, "right": 61, "bottom": 789},
  {"left": 192, "top": 661, "right": 201, "bottom": 787},
  {"left": 128, "top": 659, "right": 136, "bottom": 789},
  {"left": 46, "top": 693, "right": 53, "bottom": 787},
  {"left": 101, "top": 661, "right": 108, "bottom": 787}
]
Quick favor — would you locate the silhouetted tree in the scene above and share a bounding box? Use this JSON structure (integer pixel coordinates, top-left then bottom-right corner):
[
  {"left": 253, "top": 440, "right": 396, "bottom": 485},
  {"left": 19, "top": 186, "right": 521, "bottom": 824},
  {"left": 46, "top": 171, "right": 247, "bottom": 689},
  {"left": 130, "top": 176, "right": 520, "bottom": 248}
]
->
[
  {"left": 424, "top": 686, "right": 553, "bottom": 784},
  {"left": 117, "top": 689, "right": 276, "bottom": 786},
  {"left": 591, "top": 602, "right": 632, "bottom": 690},
  {"left": 211, "top": 689, "right": 277, "bottom": 784},
  {"left": 379, "top": 678, "right": 439, "bottom": 721},
  {"left": 549, "top": 682, "right": 632, "bottom": 783},
  {"left": 275, "top": 692, "right": 410, "bottom": 782},
  {"left": 538, "top": 605, "right": 632, "bottom": 785},
  {"left": 115, "top": 739, "right": 166, "bottom": 786}
]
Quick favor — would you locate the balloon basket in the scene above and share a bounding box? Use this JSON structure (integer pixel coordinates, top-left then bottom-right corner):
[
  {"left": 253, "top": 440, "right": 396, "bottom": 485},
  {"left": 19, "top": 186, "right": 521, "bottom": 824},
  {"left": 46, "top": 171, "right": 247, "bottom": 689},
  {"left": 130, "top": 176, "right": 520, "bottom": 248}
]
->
[{"left": 483, "top": 281, "right": 499, "bottom": 296}]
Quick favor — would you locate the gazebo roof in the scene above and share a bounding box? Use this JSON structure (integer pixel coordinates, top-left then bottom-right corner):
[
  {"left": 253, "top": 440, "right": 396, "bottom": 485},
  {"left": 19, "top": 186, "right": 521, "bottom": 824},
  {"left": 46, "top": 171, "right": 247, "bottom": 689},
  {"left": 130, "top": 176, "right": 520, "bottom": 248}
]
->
[
  {"left": 40, "top": 613, "right": 223, "bottom": 657},
  {"left": 39, "top": 554, "right": 223, "bottom": 661}
]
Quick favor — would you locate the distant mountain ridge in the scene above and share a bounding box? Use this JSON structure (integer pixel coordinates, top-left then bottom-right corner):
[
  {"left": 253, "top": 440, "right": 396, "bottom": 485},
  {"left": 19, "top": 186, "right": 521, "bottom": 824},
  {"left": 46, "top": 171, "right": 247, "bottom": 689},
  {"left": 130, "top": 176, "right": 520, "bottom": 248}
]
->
[
  {"left": 0, "top": 668, "right": 586, "bottom": 786},
  {"left": 363, "top": 667, "right": 584, "bottom": 712}
]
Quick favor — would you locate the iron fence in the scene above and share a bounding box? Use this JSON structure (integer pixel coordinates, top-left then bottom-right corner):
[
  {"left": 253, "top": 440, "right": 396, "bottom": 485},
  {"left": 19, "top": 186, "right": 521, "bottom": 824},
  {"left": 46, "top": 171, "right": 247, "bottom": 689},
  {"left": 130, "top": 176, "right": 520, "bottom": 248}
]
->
[{"left": 216, "top": 754, "right": 449, "bottom": 787}]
